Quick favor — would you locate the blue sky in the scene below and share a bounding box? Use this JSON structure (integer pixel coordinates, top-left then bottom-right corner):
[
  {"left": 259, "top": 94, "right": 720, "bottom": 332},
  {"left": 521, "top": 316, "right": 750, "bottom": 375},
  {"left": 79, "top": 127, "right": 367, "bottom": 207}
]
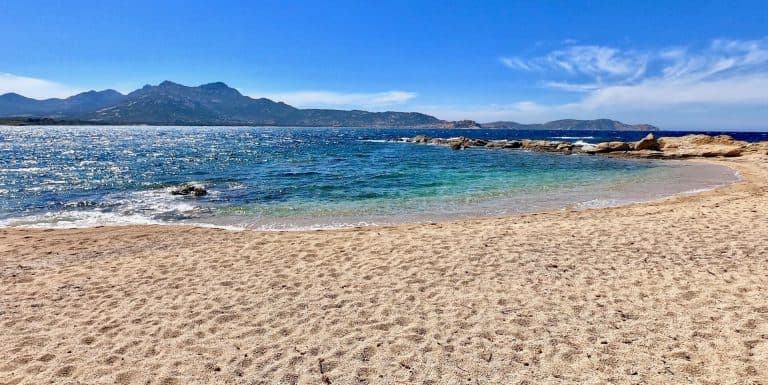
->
[{"left": 1, "top": 0, "right": 767, "bottom": 130}]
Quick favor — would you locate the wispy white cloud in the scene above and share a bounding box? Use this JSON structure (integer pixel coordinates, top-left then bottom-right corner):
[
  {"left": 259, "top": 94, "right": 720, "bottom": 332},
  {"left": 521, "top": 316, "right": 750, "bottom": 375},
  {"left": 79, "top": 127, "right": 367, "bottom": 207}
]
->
[
  {"left": 0, "top": 73, "right": 84, "bottom": 99},
  {"left": 502, "top": 45, "right": 648, "bottom": 81},
  {"left": 548, "top": 45, "right": 647, "bottom": 78},
  {"left": 248, "top": 90, "right": 417, "bottom": 109},
  {"left": 492, "top": 38, "right": 768, "bottom": 128},
  {"left": 499, "top": 57, "right": 537, "bottom": 71}
]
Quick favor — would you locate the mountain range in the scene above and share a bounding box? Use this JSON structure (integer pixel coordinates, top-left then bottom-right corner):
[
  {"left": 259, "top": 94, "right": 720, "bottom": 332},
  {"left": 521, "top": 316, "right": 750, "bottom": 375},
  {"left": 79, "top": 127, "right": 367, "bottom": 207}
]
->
[{"left": 0, "top": 81, "right": 658, "bottom": 130}]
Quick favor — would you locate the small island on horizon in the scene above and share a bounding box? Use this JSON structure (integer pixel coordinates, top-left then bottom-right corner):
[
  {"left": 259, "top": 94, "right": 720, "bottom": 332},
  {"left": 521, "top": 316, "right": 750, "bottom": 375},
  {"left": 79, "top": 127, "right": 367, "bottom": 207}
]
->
[{"left": 0, "top": 80, "right": 658, "bottom": 131}]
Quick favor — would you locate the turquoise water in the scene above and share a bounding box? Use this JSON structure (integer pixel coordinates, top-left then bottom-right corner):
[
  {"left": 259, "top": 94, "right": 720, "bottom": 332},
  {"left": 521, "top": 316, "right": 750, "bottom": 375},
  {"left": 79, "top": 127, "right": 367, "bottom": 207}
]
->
[{"left": 0, "top": 126, "right": 739, "bottom": 229}]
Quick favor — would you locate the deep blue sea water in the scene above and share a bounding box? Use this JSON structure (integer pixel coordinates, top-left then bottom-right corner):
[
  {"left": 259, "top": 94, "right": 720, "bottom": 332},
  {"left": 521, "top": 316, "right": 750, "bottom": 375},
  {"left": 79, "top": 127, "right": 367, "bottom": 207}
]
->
[{"left": 0, "top": 126, "right": 752, "bottom": 229}]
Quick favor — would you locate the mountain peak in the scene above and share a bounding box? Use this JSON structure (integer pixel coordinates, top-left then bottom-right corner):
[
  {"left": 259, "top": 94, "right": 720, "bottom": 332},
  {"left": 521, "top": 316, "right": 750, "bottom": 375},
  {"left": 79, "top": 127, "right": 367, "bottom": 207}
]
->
[
  {"left": 158, "top": 80, "right": 182, "bottom": 88},
  {"left": 200, "top": 81, "right": 230, "bottom": 89},
  {"left": 1, "top": 92, "right": 29, "bottom": 98},
  {"left": 199, "top": 82, "right": 242, "bottom": 96},
  {"left": 71, "top": 89, "right": 124, "bottom": 98}
]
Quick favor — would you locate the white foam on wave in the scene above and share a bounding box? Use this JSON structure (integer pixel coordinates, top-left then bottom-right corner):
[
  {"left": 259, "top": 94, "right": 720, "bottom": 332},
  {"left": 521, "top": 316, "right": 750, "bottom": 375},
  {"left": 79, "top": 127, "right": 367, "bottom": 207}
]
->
[
  {"left": 0, "top": 167, "right": 49, "bottom": 173},
  {"left": 0, "top": 183, "right": 229, "bottom": 230},
  {"left": 0, "top": 210, "right": 245, "bottom": 231},
  {"left": 0, "top": 210, "right": 162, "bottom": 229},
  {"left": 247, "top": 220, "right": 380, "bottom": 231},
  {"left": 575, "top": 198, "right": 628, "bottom": 209},
  {"left": 551, "top": 136, "right": 595, "bottom": 140}
]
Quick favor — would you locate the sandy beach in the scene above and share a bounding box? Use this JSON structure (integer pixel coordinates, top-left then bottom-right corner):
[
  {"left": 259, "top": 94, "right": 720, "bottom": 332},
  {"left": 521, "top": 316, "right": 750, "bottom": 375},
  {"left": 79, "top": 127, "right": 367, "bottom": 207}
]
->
[{"left": 1, "top": 154, "right": 767, "bottom": 385}]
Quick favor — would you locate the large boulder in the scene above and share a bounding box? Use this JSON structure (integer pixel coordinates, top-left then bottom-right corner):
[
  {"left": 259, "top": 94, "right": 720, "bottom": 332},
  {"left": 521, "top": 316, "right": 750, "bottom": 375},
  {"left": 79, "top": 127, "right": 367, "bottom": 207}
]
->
[
  {"left": 634, "top": 133, "right": 660, "bottom": 151},
  {"left": 585, "top": 141, "right": 631, "bottom": 153},
  {"left": 411, "top": 134, "right": 429, "bottom": 143}
]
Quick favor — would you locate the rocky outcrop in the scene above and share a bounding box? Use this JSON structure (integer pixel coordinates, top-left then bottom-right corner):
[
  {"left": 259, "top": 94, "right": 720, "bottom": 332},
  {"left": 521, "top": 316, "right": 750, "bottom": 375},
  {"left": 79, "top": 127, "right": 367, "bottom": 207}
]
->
[
  {"left": 657, "top": 135, "right": 747, "bottom": 158},
  {"left": 393, "top": 134, "right": 766, "bottom": 159}
]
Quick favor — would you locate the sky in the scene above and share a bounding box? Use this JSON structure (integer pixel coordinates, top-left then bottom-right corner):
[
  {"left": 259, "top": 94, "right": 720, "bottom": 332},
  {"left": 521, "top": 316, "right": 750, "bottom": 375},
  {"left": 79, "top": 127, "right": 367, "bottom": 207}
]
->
[{"left": 1, "top": 0, "right": 767, "bottom": 130}]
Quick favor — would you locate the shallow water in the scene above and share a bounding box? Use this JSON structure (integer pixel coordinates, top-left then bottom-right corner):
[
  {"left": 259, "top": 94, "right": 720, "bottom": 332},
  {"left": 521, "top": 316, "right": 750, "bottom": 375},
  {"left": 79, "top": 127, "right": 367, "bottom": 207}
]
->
[{"left": 0, "top": 126, "right": 742, "bottom": 229}]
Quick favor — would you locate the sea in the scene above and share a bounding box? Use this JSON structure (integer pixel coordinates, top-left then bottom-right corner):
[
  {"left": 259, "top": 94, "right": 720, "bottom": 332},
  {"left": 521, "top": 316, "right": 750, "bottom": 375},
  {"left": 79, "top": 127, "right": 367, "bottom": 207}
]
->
[{"left": 1, "top": 126, "right": 763, "bottom": 230}]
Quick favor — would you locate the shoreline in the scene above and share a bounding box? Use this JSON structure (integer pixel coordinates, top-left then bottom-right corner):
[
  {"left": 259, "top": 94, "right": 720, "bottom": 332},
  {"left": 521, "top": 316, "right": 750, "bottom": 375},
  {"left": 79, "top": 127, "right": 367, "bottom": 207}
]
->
[
  {"left": 2, "top": 132, "right": 756, "bottom": 231},
  {"left": 0, "top": 155, "right": 750, "bottom": 234},
  {"left": 0, "top": 157, "right": 741, "bottom": 232},
  {"left": 2, "top": 153, "right": 767, "bottom": 384}
]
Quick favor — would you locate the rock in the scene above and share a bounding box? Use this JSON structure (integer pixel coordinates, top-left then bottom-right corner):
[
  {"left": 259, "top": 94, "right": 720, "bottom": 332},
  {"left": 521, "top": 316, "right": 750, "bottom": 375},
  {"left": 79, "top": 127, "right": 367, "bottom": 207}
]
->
[
  {"left": 429, "top": 138, "right": 445, "bottom": 145},
  {"left": 555, "top": 143, "right": 574, "bottom": 155},
  {"left": 585, "top": 141, "right": 631, "bottom": 153},
  {"left": 634, "top": 133, "right": 660, "bottom": 151},
  {"left": 627, "top": 150, "right": 666, "bottom": 158},
  {"left": 521, "top": 140, "right": 562, "bottom": 152},
  {"left": 485, "top": 140, "right": 522, "bottom": 149},
  {"left": 700, "top": 146, "right": 744, "bottom": 157},
  {"left": 689, "top": 134, "right": 737, "bottom": 145},
  {"left": 659, "top": 134, "right": 744, "bottom": 149},
  {"left": 446, "top": 136, "right": 480, "bottom": 150},
  {"left": 746, "top": 142, "right": 768, "bottom": 154},
  {"left": 411, "top": 134, "right": 429, "bottom": 143},
  {"left": 657, "top": 134, "right": 748, "bottom": 158},
  {"left": 575, "top": 143, "right": 596, "bottom": 153},
  {"left": 171, "top": 184, "right": 207, "bottom": 197}
]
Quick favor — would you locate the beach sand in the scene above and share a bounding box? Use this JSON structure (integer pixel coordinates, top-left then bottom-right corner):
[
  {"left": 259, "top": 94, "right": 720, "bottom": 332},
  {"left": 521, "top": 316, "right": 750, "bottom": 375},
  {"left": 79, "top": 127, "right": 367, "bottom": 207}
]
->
[{"left": 2, "top": 155, "right": 767, "bottom": 385}]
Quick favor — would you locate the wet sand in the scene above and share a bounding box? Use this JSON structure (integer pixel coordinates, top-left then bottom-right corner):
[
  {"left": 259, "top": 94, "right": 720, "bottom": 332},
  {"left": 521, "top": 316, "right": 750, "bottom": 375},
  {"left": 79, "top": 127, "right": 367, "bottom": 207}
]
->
[{"left": 1, "top": 155, "right": 767, "bottom": 385}]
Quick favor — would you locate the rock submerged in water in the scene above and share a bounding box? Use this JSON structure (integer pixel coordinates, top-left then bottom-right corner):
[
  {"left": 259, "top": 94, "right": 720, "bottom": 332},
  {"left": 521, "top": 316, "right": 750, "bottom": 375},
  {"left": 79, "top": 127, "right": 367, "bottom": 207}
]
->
[{"left": 171, "top": 184, "right": 207, "bottom": 197}]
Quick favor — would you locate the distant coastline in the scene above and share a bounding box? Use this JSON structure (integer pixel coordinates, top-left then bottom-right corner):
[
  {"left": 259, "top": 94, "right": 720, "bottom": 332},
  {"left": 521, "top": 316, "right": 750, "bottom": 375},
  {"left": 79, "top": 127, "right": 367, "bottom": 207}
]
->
[
  {"left": 0, "top": 80, "right": 657, "bottom": 130},
  {"left": 0, "top": 116, "right": 657, "bottom": 130}
]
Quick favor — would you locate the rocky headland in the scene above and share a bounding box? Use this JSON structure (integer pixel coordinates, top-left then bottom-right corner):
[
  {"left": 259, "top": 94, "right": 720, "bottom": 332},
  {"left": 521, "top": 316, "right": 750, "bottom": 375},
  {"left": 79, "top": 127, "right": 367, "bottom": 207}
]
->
[{"left": 396, "top": 133, "right": 768, "bottom": 159}]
